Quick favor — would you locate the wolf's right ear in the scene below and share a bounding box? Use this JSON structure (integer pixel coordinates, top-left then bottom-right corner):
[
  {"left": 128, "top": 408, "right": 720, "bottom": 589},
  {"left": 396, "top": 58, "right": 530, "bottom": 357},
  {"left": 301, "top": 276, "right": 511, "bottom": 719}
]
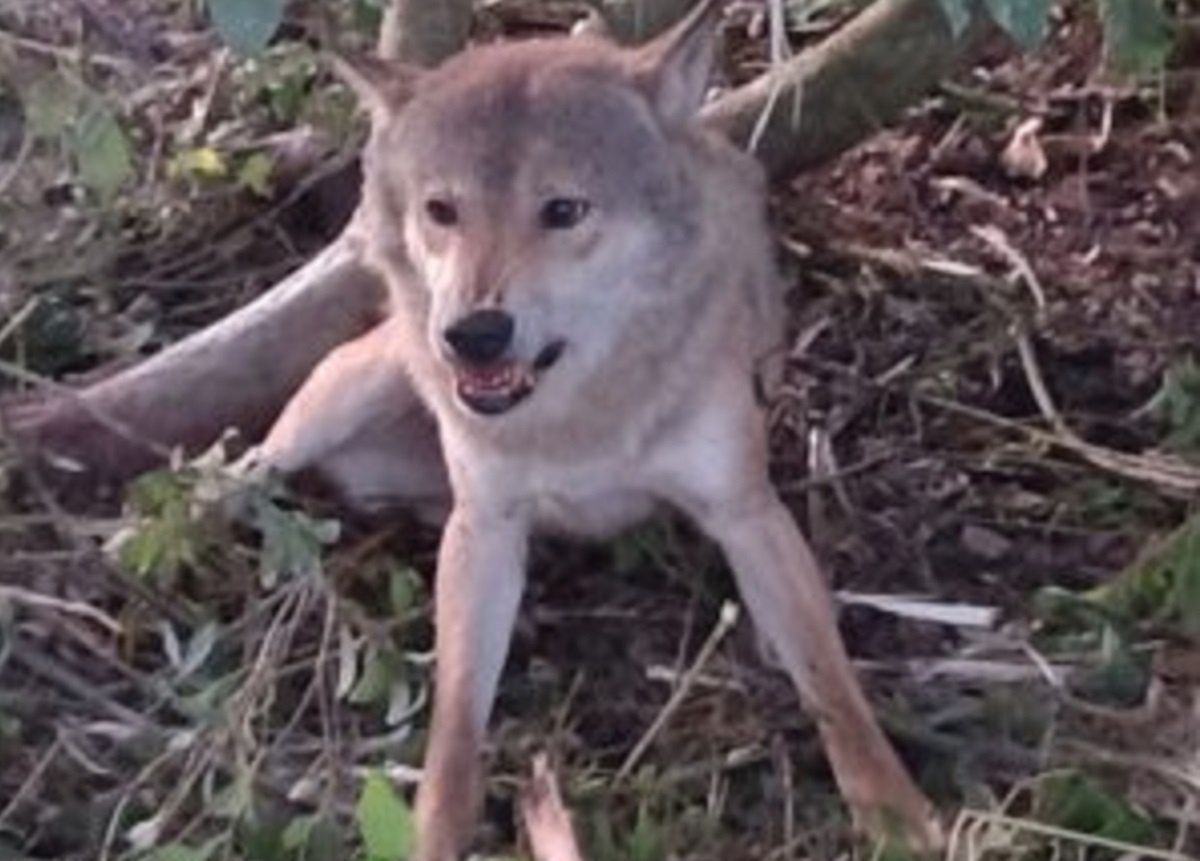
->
[
  {"left": 628, "top": 0, "right": 725, "bottom": 127},
  {"left": 327, "top": 52, "right": 421, "bottom": 117}
]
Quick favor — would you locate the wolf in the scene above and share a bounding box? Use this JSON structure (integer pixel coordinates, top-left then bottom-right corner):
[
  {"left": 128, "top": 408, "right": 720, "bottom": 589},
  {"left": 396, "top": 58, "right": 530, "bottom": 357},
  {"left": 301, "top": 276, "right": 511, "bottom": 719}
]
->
[{"left": 251, "top": 1, "right": 941, "bottom": 857}]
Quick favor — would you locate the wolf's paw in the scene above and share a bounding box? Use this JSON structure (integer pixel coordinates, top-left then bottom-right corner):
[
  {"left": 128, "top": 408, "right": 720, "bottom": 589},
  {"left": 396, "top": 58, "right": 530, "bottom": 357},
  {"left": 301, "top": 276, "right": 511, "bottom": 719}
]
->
[{"left": 851, "top": 789, "right": 945, "bottom": 857}]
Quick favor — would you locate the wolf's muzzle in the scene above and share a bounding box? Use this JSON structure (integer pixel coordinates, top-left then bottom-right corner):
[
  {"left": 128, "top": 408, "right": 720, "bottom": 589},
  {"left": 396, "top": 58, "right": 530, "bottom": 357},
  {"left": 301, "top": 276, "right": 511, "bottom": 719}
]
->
[{"left": 443, "top": 309, "right": 514, "bottom": 365}]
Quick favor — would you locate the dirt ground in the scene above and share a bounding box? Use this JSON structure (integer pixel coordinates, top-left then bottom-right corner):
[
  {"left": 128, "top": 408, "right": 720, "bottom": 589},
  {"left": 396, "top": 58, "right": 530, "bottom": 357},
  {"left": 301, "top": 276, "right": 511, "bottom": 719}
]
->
[{"left": 1, "top": 2, "right": 1198, "bottom": 860}]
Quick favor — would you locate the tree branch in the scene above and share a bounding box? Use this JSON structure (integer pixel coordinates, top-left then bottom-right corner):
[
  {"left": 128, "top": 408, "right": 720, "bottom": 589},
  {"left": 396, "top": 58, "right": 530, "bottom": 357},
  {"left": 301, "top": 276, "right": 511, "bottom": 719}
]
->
[
  {"left": 378, "top": 0, "right": 473, "bottom": 65},
  {"left": 3, "top": 231, "right": 385, "bottom": 481},
  {"left": 592, "top": 0, "right": 697, "bottom": 43},
  {"left": 702, "top": 0, "right": 989, "bottom": 180}
]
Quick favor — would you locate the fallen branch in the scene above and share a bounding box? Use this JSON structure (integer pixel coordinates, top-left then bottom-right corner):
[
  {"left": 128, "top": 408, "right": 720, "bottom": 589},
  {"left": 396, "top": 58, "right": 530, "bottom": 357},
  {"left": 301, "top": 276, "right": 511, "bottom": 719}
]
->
[
  {"left": 701, "top": 0, "right": 988, "bottom": 179},
  {"left": 3, "top": 233, "right": 385, "bottom": 482}
]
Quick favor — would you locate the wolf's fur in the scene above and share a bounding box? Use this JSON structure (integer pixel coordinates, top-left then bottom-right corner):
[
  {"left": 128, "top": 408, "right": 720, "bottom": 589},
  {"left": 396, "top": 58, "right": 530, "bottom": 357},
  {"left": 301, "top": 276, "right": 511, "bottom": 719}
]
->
[{"left": 256, "top": 3, "right": 940, "bottom": 857}]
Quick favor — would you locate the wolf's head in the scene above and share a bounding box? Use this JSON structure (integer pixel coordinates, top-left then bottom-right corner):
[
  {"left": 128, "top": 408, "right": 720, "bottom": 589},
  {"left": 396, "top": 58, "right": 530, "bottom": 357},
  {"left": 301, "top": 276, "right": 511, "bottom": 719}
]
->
[{"left": 341, "top": 1, "right": 727, "bottom": 420}]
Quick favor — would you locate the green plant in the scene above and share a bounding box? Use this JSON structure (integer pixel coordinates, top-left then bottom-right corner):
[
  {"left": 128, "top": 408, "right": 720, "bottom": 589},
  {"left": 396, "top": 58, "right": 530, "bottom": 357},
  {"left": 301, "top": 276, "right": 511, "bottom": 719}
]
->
[
  {"left": 355, "top": 771, "right": 415, "bottom": 861},
  {"left": 936, "top": 0, "right": 1174, "bottom": 75},
  {"left": 23, "top": 70, "right": 132, "bottom": 202},
  {"left": 1149, "top": 355, "right": 1200, "bottom": 455}
]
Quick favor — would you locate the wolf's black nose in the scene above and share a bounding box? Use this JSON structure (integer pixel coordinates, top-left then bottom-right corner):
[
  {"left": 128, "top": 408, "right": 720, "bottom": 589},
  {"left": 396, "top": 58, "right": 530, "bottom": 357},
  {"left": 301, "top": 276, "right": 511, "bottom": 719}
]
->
[{"left": 443, "top": 309, "right": 514, "bottom": 364}]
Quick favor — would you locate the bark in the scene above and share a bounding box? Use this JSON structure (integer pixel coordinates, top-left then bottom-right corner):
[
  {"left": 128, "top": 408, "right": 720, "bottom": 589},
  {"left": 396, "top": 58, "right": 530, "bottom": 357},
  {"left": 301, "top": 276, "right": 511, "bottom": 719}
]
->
[
  {"left": 593, "top": 0, "right": 697, "bottom": 43},
  {"left": 378, "top": 0, "right": 474, "bottom": 65},
  {"left": 3, "top": 233, "right": 386, "bottom": 482},
  {"left": 2, "top": 0, "right": 992, "bottom": 487},
  {"left": 701, "top": 0, "right": 988, "bottom": 180}
]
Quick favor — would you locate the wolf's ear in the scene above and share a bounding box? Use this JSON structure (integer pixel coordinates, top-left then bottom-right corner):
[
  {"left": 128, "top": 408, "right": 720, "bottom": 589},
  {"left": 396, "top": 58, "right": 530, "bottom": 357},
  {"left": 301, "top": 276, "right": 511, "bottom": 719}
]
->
[
  {"left": 327, "top": 51, "right": 421, "bottom": 117},
  {"left": 628, "top": 0, "right": 724, "bottom": 127}
]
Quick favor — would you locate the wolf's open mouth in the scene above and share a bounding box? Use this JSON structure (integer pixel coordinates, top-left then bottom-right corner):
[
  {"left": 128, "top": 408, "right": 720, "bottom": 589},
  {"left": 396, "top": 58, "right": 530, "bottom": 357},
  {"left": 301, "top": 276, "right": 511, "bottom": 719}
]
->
[{"left": 453, "top": 340, "right": 565, "bottom": 416}]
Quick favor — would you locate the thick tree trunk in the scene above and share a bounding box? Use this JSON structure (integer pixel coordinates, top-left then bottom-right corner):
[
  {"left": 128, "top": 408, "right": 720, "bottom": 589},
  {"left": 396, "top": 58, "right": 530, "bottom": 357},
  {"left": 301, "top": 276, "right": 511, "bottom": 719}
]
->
[{"left": 2, "top": 0, "right": 991, "bottom": 487}]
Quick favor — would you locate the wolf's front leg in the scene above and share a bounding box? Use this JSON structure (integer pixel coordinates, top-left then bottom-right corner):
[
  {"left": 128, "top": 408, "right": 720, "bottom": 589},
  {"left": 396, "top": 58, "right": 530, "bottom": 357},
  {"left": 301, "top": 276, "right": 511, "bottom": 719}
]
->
[
  {"left": 414, "top": 506, "right": 529, "bottom": 861},
  {"left": 698, "top": 491, "right": 942, "bottom": 852},
  {"left": 253, "top": 320, "right": 449, "bottom": 514}
]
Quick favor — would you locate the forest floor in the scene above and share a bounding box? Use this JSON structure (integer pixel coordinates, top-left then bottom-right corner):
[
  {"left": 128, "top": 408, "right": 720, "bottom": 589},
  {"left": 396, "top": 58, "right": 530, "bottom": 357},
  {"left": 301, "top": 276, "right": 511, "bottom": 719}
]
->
[{"left": 1, "top": 2, "right": 1198, "bottom": 860}]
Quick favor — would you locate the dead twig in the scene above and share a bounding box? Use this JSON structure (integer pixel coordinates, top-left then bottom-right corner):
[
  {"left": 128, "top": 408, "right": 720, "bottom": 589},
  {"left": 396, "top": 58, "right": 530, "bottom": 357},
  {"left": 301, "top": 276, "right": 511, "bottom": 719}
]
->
[
  {"left": 0, "top": 584, "right": 122, "bottom": 634},
  {"left": 616, "top": 601, "right": 740, "bottom": 781}
]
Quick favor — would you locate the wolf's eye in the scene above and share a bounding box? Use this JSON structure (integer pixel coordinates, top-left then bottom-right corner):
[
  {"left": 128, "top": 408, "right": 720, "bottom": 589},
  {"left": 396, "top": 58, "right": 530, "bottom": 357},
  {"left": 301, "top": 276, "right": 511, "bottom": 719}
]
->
[
  {"left": 425, "top": 198, "right": 459, "bottom": 227},
  {"left": 539, "top": 197, "right": 591, "bottom": 230}
]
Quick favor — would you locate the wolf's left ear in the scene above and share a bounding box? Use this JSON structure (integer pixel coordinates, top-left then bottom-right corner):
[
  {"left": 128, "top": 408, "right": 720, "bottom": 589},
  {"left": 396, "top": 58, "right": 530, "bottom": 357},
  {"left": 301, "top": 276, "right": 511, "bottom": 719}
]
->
[
  {"left": 628, "top": 0, "right": 725, "bottom": 127},
  {"left": 327, "top": 51, "right": 422, "bottom": 118}
]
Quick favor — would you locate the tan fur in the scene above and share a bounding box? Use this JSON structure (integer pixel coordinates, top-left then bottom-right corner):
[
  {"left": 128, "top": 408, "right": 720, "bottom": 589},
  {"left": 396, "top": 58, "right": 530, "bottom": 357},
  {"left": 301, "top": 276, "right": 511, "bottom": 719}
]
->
[{"left": 255, "top": 3, "right": 941, "bottom": 857}]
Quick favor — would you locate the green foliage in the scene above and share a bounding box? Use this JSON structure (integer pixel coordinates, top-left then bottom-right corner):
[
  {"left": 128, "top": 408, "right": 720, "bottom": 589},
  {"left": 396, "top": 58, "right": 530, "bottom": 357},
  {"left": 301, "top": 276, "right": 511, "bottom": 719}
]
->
[
  {"left": 1036, "top": 771, "right": 1158, "bottom": 845},
  {"left": 1094, "top": 513, "right": 1200, "bottom": 640},
  {"left": 167, "top": 147, "right": 228, "bottom": 183},
  {"left": 12, "top": 294, "right": 88, "bottom": 376},
  {"left": 936, "top": 0, "right": 973, "bottom": 38},
  {"left": 355, "top": 771, "right": 415, "bottom": 861},
  {"left": 251, "top": 496, "right": 340, "bottom": 588},
  {"left": 240, "top": 45, "right": 321, "bottom": 124},
  {"left": 111, "top": 444, "right": 340, "bottom": 587},
  {"left": 1099, "top": 0, "right": 1176, "bottom": 76},
  {"left": 25, "top": 73, "right": 80, "bottom": 139},
  {"left": 1035, "top": 509, "right": 1200, "bottom": 709},
  {"left": 1070, "top": 624, "right": 1153, "bottom": 707},
  {"left": 72, "top": 100, "right": 134, "bottom": 202},
  {"left": 117, "top": 470, "right": 209, "bottom": 581},
  {"left": 1039, "top": 510, "right": 1200, "bottom": 643},
  {"left": 145, "top": 835, "right": 226, "bottom": 861},
  {"left": 1150, "top": 355, "right": 1200, "bottom": 454},
  {"left": 238, "top": 152, "right": 275, "bottom": 196},
  {"left": 346, "top": 0, "right": 388, "bottom": 36},
  {"left": 983, "top": 0, "right": 1051, "bottom": 50},
  {"left": 207, "top": 0, "right": 287, "bottom": 56},
  {"left": 23, "top": 72, "right": 132, "bottom": 202},
  {"left": 938, "top": 0, "right": 1176, "bottom": 76},
  {"left": 282, "top": 814, "right": 346, "bottom": 860}
]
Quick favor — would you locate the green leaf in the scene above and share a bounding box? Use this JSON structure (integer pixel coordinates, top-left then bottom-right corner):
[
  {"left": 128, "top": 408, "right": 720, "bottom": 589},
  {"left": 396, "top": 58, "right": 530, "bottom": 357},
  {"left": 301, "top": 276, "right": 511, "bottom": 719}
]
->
[
  {"left": 283, "top": 814, "right": 347, "bottom": 860},
  {"left": 1171, "top": 518, "right": 1200, "bottom": 638},
  {"left": 1098, "top": 0, "right": 1175, "bottom": 76},
  {"left": 212, "top": 769, "right": 255, "bottom": 820},
  {"left": 936, "top": 0, "right": 973, "bottom": 38},
  {"left": 1151, "top": 355, "right": 1200, "bottom": 453},
  {"left": 70, "top": 101, "right": 132, "bottom": 200},
  {"left": 24, "top": 73, "right": 81, "bottom": 139},
  {"left": 356, "top": 771, "right": 414, "bottom": 861},
  {"left": 146, "top": 837, "right": 224, "bottom": 861},
  {"left": 388, "top": 564, "right": 421, "bottom": 617},
  {"left": 1037, "top": 772, "right": 1157, "bottom": 844},
  {"left": 628, "top": 802, "right": 667, "bottom": 861},
  {"left": 117, "top": 513, "right": 199, "bottom": 580},
  {"left": 128, "top": 469, "right": 192, "bottom": 515},
  {"left": 982, "top": 0, "right": 1051, "bottom": 50},
  {"left": 207, "top": 0, "right": 287, "bottom": 56},
  {"left": 168, "top": 146, "right": 228, "bottom": 181},
  {"left": 254, "top": 498, "right": 340, "bottom": 587},
  {"left": 348, "top": 644, "right": 402, "bottom": 706},
  {"left": 238, "top": 152, "right": 274, "bottom": 196},
  {"left": 1070, "top": 625, "right": 1151, "bottom": 707},
  {"left": 116, "top": 471, "right": 202, "bottom": 580},
  {"left": 282, "top": 814, "right": 316, "bottom": 852}
]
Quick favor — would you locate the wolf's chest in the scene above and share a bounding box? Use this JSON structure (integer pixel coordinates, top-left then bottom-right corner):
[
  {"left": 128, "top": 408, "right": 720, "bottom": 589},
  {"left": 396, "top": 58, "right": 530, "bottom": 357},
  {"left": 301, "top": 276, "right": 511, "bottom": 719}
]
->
[{"left": 521, "top": 461, "right": 656, "bottom": 539}]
